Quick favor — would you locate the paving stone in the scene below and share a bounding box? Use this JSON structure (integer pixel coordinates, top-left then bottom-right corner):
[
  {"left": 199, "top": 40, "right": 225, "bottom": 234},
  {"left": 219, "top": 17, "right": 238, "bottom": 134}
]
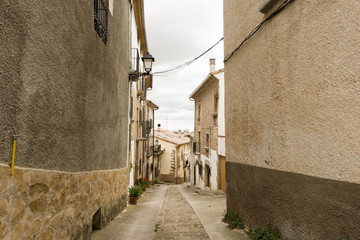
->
[{"left": 154, "top": 186, "right": 209, "bottom": 240}]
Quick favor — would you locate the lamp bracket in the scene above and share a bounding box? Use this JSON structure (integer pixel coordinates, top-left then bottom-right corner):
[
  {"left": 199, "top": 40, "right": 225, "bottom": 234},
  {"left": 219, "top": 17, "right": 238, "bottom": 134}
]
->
[{"left": 129, "top": 72, "right": 149, "bottom": 82}]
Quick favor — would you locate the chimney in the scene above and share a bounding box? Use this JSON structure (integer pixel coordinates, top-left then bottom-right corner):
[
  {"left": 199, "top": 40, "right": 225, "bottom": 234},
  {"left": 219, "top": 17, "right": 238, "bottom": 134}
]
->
[
  {"left": 209, "top": 58, "right": 216, "bottom": 73},
  {"left": 157, "top": 124, "right": 161, "bottom": 130}
]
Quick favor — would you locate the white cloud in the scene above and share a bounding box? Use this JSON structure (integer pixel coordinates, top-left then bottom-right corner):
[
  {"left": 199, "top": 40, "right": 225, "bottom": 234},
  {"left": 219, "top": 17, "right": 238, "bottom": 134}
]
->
[{"left": 145, "top": 0, "right": 224, "bottom": 131}]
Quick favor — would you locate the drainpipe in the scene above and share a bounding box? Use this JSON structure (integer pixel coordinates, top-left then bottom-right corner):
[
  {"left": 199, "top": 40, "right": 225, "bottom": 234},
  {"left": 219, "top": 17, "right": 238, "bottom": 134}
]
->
[
  {"left": 175, "top": 148, "right": 178, "bottom": 184},
  {"left": 152, "top": 106, "right": 158, "bottom": 180},
  {"left": 143, "top": 106, "right": 146, "bottom": 178},
  {"left": 10, "top": 133, "right": 20, "bottom": 176},
  {"left": 152, "top": 109, "right": 155, "bottom": 180}
]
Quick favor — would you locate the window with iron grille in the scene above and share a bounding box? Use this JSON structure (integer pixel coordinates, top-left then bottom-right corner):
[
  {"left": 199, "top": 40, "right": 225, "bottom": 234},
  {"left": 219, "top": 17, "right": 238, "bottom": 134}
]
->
[
  {"left": 132, "top": 48, "right": 140, "bottom": 73},
  {"left": 94, "top": 0, "right": 108, "bottom": 44}
]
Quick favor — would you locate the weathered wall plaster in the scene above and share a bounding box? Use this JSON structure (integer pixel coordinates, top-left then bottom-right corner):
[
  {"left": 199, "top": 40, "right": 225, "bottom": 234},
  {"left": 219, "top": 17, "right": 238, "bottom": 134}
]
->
[
  {"left": 224, "top": 0, "right": 360, "bottom": 239},
  {"left": 224, "top": 0, "right": 360, "bottom": 185},
  {"left": 0, "top": 0, "right": 130, "bottom": 172}
]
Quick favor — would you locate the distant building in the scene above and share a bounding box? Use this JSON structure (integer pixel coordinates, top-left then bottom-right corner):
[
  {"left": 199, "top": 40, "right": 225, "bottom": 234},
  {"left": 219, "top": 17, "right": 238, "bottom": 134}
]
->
[
  {"left": 224, "top": 0, "right": 360, "bottom": 239},
  {"left": 146, "top": 100, "right": 159, "bottom": 180},
  {"left": 189, "top": 59, "right": 226, "bottom": 191},
  {"left": 154, "top": 127, "right": 190, "bottom": 184}
]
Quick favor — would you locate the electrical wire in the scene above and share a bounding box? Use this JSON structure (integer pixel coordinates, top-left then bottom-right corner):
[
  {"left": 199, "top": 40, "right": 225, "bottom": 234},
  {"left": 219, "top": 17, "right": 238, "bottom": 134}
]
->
[
  {"left": 224, "top": 0, "right": 296, "bottom": 63},
  {"left": 152, "top": 37, "right": 224, "bottom": 76},
  {"left": 151, "top": 0, "right": 294, "bottom": 75}
]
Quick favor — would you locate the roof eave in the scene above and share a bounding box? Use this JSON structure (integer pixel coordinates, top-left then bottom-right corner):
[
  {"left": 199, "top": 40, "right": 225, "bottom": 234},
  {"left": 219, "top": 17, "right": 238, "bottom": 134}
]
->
[{"left": 189, "top": 74, "right": 218, "bottom": 100}]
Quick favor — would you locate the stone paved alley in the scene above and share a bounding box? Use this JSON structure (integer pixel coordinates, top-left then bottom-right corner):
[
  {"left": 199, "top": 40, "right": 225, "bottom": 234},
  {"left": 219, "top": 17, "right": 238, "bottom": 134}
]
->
[{"left": 91, "top": 184, "right": 249, "bottom": 240}]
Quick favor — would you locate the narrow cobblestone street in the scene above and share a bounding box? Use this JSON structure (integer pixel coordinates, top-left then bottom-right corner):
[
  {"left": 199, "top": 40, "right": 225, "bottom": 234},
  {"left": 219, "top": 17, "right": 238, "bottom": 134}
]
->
[
  {"left": 91, "top": 184, "right": 249, "bottom": 240},
  {"left": 155, "top": 186, "right": 209, "bottom": 240}
]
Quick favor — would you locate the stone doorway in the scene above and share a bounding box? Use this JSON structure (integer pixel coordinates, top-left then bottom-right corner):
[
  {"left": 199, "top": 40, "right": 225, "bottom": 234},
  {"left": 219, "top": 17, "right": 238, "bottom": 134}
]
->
[{"left": 205, "top": 164, "right": 210, "bottom": 188}]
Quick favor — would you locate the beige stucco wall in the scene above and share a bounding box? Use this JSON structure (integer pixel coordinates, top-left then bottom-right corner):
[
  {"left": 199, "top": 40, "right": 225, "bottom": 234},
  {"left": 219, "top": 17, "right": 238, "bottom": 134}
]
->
[
  {"left": 224, "top": 0, "right": 360, "bottom": 184},
  {"left": 0, "top": 0, "right": 130, "bottom": 172},
  {"left": 157, "top": 140, "right": 175, "bottom": 177},
  {"left": 176, "top": 143, "right": 187, "bottom": 180}
]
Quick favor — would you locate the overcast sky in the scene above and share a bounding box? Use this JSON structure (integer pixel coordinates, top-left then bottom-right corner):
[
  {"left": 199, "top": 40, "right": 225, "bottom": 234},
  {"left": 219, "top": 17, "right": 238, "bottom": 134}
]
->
[{"left": 144, "top": 0, "right": 224, "bottom": 132}]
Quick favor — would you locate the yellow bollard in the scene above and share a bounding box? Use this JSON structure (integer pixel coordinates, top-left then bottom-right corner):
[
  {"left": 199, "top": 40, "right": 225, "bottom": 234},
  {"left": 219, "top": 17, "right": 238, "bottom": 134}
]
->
[{"left": 11, "top": 139, "right": 17, "bottom": 176}]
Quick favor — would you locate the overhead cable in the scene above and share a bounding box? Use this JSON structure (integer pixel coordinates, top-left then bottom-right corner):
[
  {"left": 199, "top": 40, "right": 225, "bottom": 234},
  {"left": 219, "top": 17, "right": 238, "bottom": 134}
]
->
[
  {"left": 152, "top": 37, "right": 224, "bottom": 76},
  {"left": 224, "top": 0, "right": 296, "bottom": 63}
]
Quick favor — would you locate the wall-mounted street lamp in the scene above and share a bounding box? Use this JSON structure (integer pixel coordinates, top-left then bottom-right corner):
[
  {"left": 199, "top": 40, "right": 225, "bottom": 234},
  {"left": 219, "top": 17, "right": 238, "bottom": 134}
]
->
[{"left": 129, "top": 52, "right": 155, "bottom": 81}]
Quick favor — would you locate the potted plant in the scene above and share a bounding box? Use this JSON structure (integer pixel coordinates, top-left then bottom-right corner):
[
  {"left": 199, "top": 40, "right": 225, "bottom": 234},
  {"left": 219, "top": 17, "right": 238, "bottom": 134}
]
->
[
  {"left": 154, "top": 177, "right": 160, "bottom": 184},
  {"left": 128, "top": 186, "right": 143, "bottom": 205},
  {"left": 135, "top": 178, "right": 150, "bottom": 192}
]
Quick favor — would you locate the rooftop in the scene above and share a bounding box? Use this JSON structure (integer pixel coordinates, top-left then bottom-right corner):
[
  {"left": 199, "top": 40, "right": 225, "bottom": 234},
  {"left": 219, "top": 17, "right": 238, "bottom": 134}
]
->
[{"left": 155, "top": 128, "right": 190, "bottom": 146}]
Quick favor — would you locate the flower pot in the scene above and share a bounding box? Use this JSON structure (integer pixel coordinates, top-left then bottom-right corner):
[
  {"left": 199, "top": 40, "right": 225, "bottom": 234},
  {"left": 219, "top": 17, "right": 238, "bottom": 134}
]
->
[{"left": 129, "top": 196, "right": 138, "bottom": 205}]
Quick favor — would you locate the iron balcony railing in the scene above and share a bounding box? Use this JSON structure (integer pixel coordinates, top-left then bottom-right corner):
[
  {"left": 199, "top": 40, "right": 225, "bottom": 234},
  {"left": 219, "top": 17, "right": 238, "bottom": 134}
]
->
[
  {"left": 147, "top": 145, "right": 153, "bottom": 158},
  {"left": 94, "top": 0, "right": 108, "bottom": 44},
  {"left": 137, "top": 121, "right": 151, "bottom": 139}
]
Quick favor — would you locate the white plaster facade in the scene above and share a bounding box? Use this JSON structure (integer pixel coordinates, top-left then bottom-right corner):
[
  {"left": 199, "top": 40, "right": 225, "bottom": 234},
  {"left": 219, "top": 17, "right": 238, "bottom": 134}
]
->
[{"left": 217, "top": 71, "right": 226, "bottom": 157}]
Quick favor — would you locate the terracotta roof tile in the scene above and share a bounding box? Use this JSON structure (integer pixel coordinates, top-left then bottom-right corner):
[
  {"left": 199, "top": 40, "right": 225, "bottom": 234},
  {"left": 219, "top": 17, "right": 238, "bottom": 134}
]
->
[{"left": 155, "top": 129, "right": 190, "bottom": 145}]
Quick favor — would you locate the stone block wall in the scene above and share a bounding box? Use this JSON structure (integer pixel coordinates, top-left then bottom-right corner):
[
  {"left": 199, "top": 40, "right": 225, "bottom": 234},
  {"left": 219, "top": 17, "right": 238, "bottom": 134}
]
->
[
  {"left": 0, "top": 164, "right": 128, "bottom": 240},
  {"left": 160, "top": 174, "right": 174, "bottom": 183},
  {"left": 193, "top": 77, "right": 219, "bottom": 156}
]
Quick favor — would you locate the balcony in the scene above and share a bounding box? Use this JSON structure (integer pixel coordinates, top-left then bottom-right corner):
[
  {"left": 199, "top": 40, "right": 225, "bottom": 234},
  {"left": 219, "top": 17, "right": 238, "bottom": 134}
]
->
[
  {"left": 146, "top": 145, "right": 153, "bottom": 158},
  {"left": 136, "top": 121, "right": 150, "bottom": 141}
]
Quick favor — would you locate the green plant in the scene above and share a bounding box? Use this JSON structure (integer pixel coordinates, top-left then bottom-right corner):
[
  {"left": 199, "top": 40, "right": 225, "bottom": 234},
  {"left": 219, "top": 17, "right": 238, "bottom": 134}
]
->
[
  {"left": 129, "top": 162, "right": 133, "bottom": 173},
  {"left": 249, "top": 224, "right": 285, "bottom": 240},
  {"left": 136, "top": 178, "right": 150, "bottom": 189},
  {"left": 154, "top": 223, "right": 160, "bottom": 232},
  {"left": 154, "top": 177, "right": 160, "bottom": 184},
  {"left": 223, "top": 211, "right": 244, "bottom": 230},
  {"left": 128, "top": 185, "right": 143, "bottom": 197}
]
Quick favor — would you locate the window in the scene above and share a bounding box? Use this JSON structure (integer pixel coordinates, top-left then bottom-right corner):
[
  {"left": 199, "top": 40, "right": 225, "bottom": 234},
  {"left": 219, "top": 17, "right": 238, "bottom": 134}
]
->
[
  {"left": 94, "top": 0, "right": 108, "bottom": 44},
  {"left": 214, "top": 92, "right": 218, "bottom": 112},
  {"left": 213, "top": 115, "right": 217, "bottom": 126},
  {"left": 131, "top": 48, "right": 140, "bottom": 73},
  {"left": 130, "top": 96, "right": 133, "bottom": 119},
  {"left": 197, "top": 104, "right": 201, "bottom": 121},
  {"left": 205, "top": 134, "right": 210, "bottom": 157}
]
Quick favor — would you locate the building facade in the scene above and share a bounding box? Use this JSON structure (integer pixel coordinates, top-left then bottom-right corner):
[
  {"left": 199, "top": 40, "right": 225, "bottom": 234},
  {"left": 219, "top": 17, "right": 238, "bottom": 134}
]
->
[
  {"left": 154, "top": 128, "right": 190, "bottom": 184},
  {"left": 189, "top": 59, "right": 226, "bottom": 191},
  {"left": 224, "top": 0, "right": 360, "bottom": 239},
  {"left": 146, "top": 100, "right": 159, "bottom": 181},
  {"left": 128, "top": 0, "right": 157, "bottom": 186},
  {"left": 0, "top": 0, "right": 148, "bottom": 239}
]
